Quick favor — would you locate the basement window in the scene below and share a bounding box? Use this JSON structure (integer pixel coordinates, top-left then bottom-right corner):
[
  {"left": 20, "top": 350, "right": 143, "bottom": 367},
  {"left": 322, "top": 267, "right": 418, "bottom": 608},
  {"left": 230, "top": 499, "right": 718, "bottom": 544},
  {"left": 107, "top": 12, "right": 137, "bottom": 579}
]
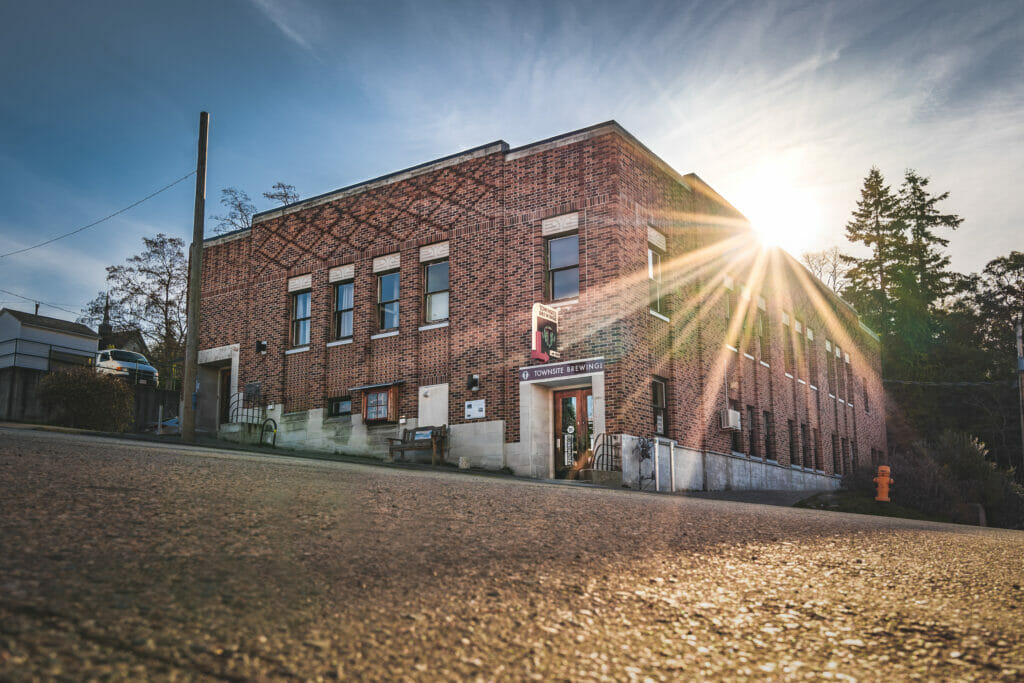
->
[
  {"left": 652, "top": 377, "right": 667, "bottom": 436},
  {"left": 328, "top": 397, "right": 352, "bottom": 417},
  {"left": 363, "top": 386, "right": 398, "bottom": 423}
]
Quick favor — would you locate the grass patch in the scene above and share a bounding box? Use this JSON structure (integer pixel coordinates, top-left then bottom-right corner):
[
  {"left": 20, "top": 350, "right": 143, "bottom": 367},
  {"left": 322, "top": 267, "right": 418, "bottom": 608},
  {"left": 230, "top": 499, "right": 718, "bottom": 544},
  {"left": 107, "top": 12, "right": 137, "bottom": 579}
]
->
[{"left": 795, "top": 490, "right": 948, "bottom": 523}]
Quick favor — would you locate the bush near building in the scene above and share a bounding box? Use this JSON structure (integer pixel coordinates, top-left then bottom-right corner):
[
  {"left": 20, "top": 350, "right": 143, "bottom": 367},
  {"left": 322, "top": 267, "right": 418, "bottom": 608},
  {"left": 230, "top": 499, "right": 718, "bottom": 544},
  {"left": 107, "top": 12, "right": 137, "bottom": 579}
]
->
[
  {"left": 844, "top": 431, "right": 1024, "bottom": 529},
  {"left": 39, "top": 368, "right": 134, "bottom": 432}
]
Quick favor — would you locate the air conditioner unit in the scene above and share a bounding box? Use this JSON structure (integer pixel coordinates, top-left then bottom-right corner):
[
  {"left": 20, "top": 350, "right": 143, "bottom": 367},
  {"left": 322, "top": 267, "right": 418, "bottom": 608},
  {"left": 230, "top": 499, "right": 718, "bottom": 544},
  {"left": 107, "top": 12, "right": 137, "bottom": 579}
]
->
[{"left": 719, "top": 409, "right": 742, "bottom": 431}]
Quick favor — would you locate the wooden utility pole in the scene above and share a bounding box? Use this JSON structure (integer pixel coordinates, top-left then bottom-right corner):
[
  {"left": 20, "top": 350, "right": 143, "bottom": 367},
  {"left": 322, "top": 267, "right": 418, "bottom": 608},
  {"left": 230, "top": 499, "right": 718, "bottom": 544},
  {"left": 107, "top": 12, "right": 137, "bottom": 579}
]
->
[
  {"left": 1016, "top": 316, "right": 1024, "bottom": 475},
  {"left": 182, "top": 112, "right": 209, "bottom": 443}
]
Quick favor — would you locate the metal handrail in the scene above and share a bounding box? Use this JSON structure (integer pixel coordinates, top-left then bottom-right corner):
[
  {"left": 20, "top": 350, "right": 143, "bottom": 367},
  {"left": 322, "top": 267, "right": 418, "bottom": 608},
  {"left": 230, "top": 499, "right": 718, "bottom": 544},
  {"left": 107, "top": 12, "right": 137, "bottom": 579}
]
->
[
  {"left": 227, "top": 391, "right": 265, "bottom": 424},
  {"left": 587, "top": 433, "right": 622, "bottom": 472}
]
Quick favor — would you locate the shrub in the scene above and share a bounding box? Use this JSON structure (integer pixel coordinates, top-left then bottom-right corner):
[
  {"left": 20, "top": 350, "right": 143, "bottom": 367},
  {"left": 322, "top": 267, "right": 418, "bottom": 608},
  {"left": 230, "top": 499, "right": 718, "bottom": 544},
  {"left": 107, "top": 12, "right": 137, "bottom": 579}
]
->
[{"left": 39, "top": 367, "right": 134, "bottom": 432}]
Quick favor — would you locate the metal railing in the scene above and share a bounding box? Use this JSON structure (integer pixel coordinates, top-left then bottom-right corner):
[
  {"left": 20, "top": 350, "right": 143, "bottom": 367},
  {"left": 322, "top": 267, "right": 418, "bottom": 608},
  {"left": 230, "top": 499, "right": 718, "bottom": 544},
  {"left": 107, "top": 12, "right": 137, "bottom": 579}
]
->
[
  {"left": 590, "top": 433, "right": 623, "bottom": 471},
  {"left": 0, "top": 338, "right": 94, "bottom": 372},
  {"left": 227, "top": 391, "right": 265, "bottom": 424}
]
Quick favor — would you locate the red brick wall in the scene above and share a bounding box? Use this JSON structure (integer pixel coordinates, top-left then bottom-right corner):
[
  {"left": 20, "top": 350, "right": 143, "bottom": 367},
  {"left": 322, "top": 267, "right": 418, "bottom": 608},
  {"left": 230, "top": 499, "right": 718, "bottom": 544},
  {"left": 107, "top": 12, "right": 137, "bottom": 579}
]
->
[{"left": 198, "top": 125, "right": 885, "bottom": 468}]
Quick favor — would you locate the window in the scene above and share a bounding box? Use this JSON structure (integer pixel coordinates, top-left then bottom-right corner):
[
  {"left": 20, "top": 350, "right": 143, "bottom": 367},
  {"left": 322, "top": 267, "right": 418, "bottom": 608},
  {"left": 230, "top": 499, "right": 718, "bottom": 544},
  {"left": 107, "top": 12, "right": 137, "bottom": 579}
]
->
[
  {"left": 424, "top": 260, "right": 449, "bottom": 322},
  {"left": 363, "top": 387, "right": 398, "bottom": 423},
  {"left": 783, "top": 318, "right": 795, "bottom": 373},
  {"left": 378, "top": 271, "right": 400, "bottom": 330},
  {"left": 826, "top": 343, "right": 837, "bottom": 393},
  {"left": 836, "top": 347, "right": 846, "bottom": 398},
  {"left": 797, "top": 321, "right": 808, "bottom": 379},
  {"left": 851, "top": 441, "right": 859, "bottom": 470},
  {"left": 807, "top": 335, "right": 818, "bottom": 385},
  {"left": 832, "top": 433, "right": 841, "bottom": 474},
  {"left": 811, "top": 428, "right": 820, "bottom": 470},
  {"left": 333, "top": 281, "right": 354, "bottom": 339},
  {"left": 291, "top": 290, "right": 311, "bottom": 347},
  {"left": 648, "top": 248, "right": 665, "bottom": 315},
  {"left": 757, "top": 310, "right": 770, "bottom": 361},
  {"left": 845, "top": 362, "right": 854, "bottom": 402},
  {"left": 747, "top": 406, "right": 758, "bottom": 458},
  {"left": 763, "top": 411, "right": 776, "bottom": 460},
  {"left": 863, "top": 378, "right": 870, "bottom": 413},
  {"left": 788, "top": 420, "right": 797, "bottom": 464},
  {"left": 730, "top": 399, "right": 743, "bottom": 452},
  {"left": 328, "top": 396, "right": 352, "bottom": 417},
  {"left": 652, "top": 378, "right": 667, "bottom": 435},
  {"left": 547, "top": 234, "right": 579, "bottom": 300},
  {"left": 800, "top": 423, "right": 810, "bottom": 468},
  {"left": 725, "top": 286, "right": 741, "bottom": 348},
  {"left": 841, "top": 438, "right": 850, "bottom": 472}
]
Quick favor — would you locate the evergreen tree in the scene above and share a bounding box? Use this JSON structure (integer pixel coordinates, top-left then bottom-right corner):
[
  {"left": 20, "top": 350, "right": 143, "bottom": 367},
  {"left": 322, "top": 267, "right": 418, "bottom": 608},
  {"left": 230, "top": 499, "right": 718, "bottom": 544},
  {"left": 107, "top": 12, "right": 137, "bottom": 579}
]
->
[
  {"left": 898, "top": 169, "right": 963, "bottom": 307},
  {"left": 841, "top": 167, "right": 906, "bottom": 336}
]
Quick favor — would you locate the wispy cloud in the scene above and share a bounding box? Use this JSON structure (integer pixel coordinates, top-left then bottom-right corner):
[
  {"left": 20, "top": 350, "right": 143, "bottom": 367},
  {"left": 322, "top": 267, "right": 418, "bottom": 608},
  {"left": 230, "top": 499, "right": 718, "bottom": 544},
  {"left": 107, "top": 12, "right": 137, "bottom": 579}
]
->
[{"left": 248, "top": 0, "right": 318, "bottom": 54}]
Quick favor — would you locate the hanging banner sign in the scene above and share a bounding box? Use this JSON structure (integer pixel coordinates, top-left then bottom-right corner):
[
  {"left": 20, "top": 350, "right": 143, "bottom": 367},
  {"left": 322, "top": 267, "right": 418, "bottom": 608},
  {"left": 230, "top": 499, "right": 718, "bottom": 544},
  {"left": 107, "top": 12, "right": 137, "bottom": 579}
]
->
[
  {"left": 530, "top": 303, "right": 560, "bottom": 362},
  {"left": 518, "top": 357, "right": 604, "bottom": 383}
]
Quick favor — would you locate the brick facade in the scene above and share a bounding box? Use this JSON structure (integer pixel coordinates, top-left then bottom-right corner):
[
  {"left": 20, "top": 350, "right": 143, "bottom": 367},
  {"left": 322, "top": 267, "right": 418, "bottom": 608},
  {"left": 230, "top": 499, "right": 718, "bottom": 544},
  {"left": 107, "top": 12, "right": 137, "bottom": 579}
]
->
[{"left": 198, "top": 121, "right": 885, "bottom": 484}]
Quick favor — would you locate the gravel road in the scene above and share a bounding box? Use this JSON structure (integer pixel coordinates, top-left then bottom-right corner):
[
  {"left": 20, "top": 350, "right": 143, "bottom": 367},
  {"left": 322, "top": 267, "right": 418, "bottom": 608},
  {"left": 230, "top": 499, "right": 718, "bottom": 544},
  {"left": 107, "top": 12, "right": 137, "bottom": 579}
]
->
[{"left": 1, "top": 428, "right": 1022, "bottom": 680}]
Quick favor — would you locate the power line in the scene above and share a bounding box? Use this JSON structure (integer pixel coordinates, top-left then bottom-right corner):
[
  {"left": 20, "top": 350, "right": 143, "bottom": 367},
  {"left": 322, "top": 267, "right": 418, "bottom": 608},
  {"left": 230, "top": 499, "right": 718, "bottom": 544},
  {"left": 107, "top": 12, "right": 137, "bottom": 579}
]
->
[
  {"left": 0, "top": 287, "right": 80, "bottom": 316},
  {"left": 0, "top": 170, "right": 197, "bottom": 259}
]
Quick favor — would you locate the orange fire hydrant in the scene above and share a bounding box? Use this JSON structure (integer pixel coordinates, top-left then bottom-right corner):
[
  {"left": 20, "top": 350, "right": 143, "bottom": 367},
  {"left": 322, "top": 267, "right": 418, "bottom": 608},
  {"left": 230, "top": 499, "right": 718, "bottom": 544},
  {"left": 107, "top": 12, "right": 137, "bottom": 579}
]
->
[{"left": 873, "top": 465, "right": 893, "bottom": 502}]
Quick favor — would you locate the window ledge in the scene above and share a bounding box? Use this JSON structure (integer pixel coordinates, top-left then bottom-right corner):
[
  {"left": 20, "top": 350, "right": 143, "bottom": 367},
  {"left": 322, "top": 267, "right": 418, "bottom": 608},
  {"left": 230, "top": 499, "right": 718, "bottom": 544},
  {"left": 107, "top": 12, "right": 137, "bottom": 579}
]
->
[
  {"left": 797, "top": 378, "right": 806, "bottom": 385},
  {"left": 760, "top": 361, "right": 770, "bottom": 368},
  {"left": 370, "top": 330, "right": 399, "bottom": 340},
  {"left": 743, "top": 353, "right": 755, "bottom": 360},
  {"left": 549, "top": 298, "right": 579, "bottom": 308},
  {"left": 838, "top": 398, "right": 846, "bottom": 405},
  {"left": 649, "top": 310, "right": 670, "bottom": 322},
  {"left": 829, "top": 393, "right": 836, "bottom": 399},
  {"left": 285, "top": 346, "right": 310, "bottom": 355},
  {"left": 785, "top": 372, "right": 794, "bottom": 379},
  {"left": 419, "top": 320, "right": 449, "bottom": 331},
  {"left": 726, "top": 344, "right": 739, "bottom": 353},
  {"left": 810, "top": 384, "right": 818, "bottom": 391},
  {"left": 326, "top": 339, "right": 353, "bottom": 348}
]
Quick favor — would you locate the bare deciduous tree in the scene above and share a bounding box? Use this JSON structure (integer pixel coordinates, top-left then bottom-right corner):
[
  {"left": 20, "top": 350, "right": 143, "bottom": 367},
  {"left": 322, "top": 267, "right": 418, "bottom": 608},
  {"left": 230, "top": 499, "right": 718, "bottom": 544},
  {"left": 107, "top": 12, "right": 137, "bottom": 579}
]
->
[{"left": 801, "top": 246, "right": 850, "bottom": 293}]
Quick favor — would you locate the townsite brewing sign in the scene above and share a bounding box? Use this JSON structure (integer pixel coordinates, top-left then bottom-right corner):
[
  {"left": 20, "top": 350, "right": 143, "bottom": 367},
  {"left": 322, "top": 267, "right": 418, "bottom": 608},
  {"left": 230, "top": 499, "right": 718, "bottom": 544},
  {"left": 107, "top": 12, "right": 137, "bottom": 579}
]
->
[{"left": 518, "top": 358, "right": 604, "bottom": 382}]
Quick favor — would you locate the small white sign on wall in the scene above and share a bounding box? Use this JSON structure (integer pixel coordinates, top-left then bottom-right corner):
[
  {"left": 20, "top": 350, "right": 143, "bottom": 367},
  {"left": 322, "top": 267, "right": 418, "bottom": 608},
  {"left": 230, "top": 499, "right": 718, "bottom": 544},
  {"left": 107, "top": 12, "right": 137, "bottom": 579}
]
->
[{"left": 464, "top": 399, "right": 485, "bottom": 419}]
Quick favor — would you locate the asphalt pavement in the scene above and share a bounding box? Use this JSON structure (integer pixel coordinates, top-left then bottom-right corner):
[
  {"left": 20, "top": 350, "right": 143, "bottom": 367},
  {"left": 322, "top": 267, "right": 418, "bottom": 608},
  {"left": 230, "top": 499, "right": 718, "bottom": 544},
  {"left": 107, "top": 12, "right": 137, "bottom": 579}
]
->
[{"left": 1, "top": 428, "right": 1022, "bottom": 680}]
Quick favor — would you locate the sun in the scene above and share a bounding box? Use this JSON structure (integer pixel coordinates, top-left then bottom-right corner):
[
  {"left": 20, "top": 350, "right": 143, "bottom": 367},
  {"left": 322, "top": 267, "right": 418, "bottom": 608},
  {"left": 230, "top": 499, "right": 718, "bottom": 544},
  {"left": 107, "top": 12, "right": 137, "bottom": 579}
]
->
[{"left": 730, "top": 156, "right": 824, "bottom": 255}]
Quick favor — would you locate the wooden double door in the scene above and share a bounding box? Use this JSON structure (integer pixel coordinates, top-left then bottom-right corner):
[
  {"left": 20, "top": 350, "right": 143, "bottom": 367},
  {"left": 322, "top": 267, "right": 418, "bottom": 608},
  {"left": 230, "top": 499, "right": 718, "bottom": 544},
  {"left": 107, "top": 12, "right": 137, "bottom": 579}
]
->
[{"left": 553, "top": 388, "right": 594, "bottom": 478}]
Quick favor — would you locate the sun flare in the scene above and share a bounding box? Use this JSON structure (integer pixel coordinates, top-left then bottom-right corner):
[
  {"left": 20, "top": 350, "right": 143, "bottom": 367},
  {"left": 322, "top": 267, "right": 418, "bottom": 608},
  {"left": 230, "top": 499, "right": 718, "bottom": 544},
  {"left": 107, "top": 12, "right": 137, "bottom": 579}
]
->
[{"left": 730, "top": 156, "right": 824, "bottom": 255}]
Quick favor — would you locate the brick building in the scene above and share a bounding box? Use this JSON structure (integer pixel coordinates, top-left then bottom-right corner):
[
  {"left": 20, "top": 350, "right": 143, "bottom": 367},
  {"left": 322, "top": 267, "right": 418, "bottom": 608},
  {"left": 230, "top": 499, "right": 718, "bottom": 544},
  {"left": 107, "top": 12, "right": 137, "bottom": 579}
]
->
[{"left": 197, "top": 121, "right": 885, "bottom": 490}]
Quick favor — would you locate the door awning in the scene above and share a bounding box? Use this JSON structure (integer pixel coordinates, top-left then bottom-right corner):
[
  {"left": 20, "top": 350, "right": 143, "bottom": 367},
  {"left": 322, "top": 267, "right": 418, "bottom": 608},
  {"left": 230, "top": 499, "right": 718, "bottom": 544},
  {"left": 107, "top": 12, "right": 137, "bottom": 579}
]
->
[{"left": 348, "top": 380, "right": 405, "bottom": 392}]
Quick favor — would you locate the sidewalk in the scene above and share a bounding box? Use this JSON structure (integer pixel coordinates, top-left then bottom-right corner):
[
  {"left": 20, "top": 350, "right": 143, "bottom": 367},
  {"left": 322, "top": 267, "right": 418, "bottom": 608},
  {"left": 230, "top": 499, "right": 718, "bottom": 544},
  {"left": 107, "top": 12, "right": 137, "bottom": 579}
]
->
[{"left": 0, "top": 421, "right": 821, "bottom": 507}]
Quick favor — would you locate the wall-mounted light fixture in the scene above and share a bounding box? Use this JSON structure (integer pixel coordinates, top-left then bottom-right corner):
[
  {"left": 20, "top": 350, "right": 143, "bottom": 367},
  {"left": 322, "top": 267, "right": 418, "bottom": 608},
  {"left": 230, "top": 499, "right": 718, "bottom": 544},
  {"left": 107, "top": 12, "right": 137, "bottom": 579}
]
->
[
  {"left": 256, "top": 341, "right": 267, "bottom": 354},
  {"left": 467, "top": 373, "right": 480, "bottom": 391}
]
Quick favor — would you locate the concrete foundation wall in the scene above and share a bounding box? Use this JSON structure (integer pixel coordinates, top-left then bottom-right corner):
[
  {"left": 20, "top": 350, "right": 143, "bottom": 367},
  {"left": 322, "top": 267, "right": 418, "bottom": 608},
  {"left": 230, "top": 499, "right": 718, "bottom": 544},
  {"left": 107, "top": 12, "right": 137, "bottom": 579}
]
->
[{"left": 449, "top": 420, "right": 504, "bottom": 469}]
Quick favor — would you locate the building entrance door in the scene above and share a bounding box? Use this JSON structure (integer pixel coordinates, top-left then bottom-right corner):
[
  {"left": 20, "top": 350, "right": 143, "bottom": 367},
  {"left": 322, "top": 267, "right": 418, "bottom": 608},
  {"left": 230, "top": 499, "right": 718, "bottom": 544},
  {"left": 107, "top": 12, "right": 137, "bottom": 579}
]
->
[
  {"left": 553, "top": 388, "right": 594, "bottom": 478},
  {"left": 218, "top": 367, "right": 232, "bottom": 426}
]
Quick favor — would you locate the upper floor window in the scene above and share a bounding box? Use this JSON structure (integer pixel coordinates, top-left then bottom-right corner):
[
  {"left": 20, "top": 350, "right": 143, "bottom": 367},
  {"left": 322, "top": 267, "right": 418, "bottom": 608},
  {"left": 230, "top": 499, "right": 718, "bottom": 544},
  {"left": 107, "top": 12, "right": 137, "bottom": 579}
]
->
[
  {"left": 291, "top": 290, "right": 311, "bottom": 347},
  {"left": 807, "top": 332, "right": 818, "bottom": 385},
  {"left": 826, "top": 342, "right": 837, "bottom": 392},
  {"left": 783, "top": 318, "right": 795, "bottom": 373},
  {"left": 648, "top": 248, "right": 665, "bottom": 314},
  {"left": 757, "top": 310, "right": 769, "bottom": 361},
  {"left": 378, "top": 271, "right": 400, "bottom": 330},
  {"left": 547, "top": 234, "right": 579, "bottom": 301},
  {"left": 652, "top": 377, "right": 667, "bottom": 435},
  {"left": 424, "top": 260, "right": 449, "bottom": 323},
  {"left": 334, "top": 281, "right": 354, "bottom": 340},
  {"left": 863, "top": 378, "right": 870, "bottom": 413}
]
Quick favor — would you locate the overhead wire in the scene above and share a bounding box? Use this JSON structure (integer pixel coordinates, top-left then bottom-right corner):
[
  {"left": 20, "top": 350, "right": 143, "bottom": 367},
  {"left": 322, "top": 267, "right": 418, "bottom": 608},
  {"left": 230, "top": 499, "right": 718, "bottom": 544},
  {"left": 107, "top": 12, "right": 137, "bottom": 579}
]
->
[
  {"left": 0, "top": 170, "right": 196, "bottom": 259},
  {"left": 0, "top": 286, "right": 81, "bottom": 316}
]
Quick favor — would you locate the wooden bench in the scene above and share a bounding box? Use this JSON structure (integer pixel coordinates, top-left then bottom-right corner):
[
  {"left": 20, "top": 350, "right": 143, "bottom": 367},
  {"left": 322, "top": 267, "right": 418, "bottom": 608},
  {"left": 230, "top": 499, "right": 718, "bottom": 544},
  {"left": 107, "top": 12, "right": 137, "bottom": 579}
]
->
[{"left": 387, "top": 425, "right": 448, "bottom": 465}]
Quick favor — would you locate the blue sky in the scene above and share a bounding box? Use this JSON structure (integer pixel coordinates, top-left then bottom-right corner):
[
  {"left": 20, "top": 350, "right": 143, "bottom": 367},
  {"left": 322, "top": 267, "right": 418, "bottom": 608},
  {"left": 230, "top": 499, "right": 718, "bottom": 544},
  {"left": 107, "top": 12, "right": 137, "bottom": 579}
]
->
[{"left": 1, "top": 0, "right": 1021, "bottom": 320}]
